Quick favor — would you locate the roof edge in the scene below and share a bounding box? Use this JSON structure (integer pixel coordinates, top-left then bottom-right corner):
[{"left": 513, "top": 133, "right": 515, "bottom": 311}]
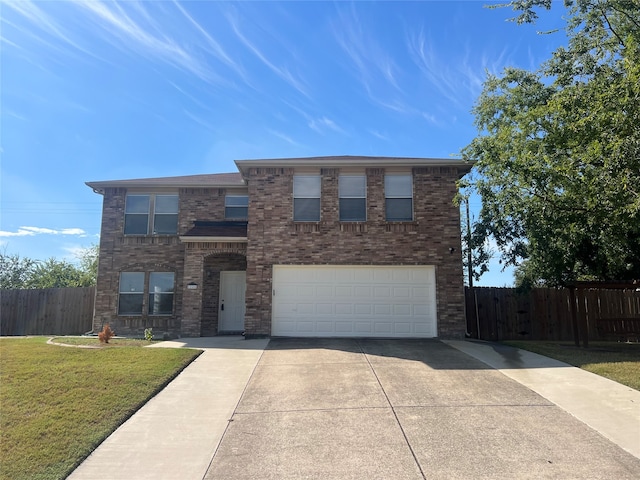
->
[
  {"left": 235, "top": 155, "right": 474, "bottom": 173},
  {"left": 86, "top": 174, "right": 246, "bottom": 194},
  {"left": 179, "top": 236, "right": 248, "bottom": 243}
]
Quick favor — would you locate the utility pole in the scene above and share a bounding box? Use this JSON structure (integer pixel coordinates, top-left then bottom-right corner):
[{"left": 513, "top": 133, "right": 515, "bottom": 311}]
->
[{"left": 466, "top": 197, "right": 473, "bottom": 289}]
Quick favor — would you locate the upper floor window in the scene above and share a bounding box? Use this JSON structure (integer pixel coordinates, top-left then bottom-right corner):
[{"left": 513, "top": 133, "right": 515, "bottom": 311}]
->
[
  {"left": 385, "top": 175, "right": 413, "bottom": 221},
  {"left": 339, "top": 175, "right": 366, "bottom": 222},
  {"left": 225, "top": 195, "right": 249, "bottom": 219},
  {"left": 293, "top": 175, "right": 321, "bottom": 222},
  {"left": 118, "top": 271, "right": 175, "bottom": 316},
  {"left": 124, "top": 194, "right": 178, "bottom": 235}
]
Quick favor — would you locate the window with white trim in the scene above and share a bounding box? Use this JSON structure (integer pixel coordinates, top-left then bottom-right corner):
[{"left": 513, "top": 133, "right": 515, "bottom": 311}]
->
[
  {"left": 339, "top": 175, "right": 366, "bottom": 222},
  {"left": 118, "top": 272, "right": 175, "bottom": 316},
  {"left": 385, "top": 175, "right": 413, "bottom": 221},
  {"left": 124, "top": 194, "right": 178, "bottom": 235},
  {"left": 225, "top": 195, "right": 249, "bottom": 219},
  {"left": 293, "top": 175, "right": 321, "bottom": 221}
]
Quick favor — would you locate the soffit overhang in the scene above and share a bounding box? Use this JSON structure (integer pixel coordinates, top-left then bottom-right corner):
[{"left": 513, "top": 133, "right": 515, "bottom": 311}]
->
[{"left": 235, "top": 155, "right": 475, "bottom": 178}]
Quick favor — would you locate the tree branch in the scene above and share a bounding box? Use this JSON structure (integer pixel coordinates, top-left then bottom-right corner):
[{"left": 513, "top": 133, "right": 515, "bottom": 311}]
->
[{"left": 598, "top": 2, "right": 626, "bottom": 47}]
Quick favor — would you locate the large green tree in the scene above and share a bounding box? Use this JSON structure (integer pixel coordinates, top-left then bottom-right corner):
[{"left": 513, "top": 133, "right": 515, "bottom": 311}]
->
[{"left": 463, "top": 0, "right": 640, "bottom": 287}]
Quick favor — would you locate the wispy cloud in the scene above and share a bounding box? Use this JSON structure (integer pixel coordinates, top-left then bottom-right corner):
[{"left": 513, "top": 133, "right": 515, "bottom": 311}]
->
[
  {"left": 266, "top": 129, "right": 302, "bottom": 147},
  {"left": 308, "top": 116, "right": 346, "bottom": 135},
  {"left": 407, "top": 28, "right": 462, "bottom": 107},
  {"left": 2, "top": 1, "right": 98, "bottom": 59},
  {"left": 183, "top": 109, "right": 218, "bottom": 133},
  {"left": 226, "top": 10, "right": 309, "bottom": 98},
  {"left": 407, "top": 27, "right": 512, "bottom": 108},
  {"left": 3, "top": 109, "right": 28, "bottom": 121},
  {"left": 281, "top": 101, "right": 346, "bottom": 136},
  {"left": 369, "top": 130, "right": 389, "bottom": 141},
  {"left": 70, "top": 0, "right": 229, "bottom": 87},
  {"left": 332, "top": 6, "right": 402, "bottom": 98},
  {"left": 171, "top": 1, "right": 250, "bottom": 85},
  {"left": 0, "top": 227, "right": 87, "bottom": 238}
]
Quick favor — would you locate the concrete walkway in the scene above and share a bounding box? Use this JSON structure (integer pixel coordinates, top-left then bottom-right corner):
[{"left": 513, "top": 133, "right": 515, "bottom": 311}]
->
[
  {"left": 68, "top": 336, "right": 269, "bottom": 480},
  {"left": 444, "top": 339, "right": 640, "bottom": 459},
  {"left": 69, "top": 337, "right": 640, "bottom": 479}
]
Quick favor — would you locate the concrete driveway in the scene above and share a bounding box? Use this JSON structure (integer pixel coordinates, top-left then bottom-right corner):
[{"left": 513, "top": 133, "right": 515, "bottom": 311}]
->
[{"left": 205, "top": 338, "right": 640, "bottom": 480}]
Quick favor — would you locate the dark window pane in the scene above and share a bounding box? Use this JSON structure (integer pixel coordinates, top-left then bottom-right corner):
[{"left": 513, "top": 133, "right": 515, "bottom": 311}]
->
[
  {"left": 148, "top": 294, "right": 173, "bottom": 315},
  {"left": 118, "top": 294, "right": 143, "bottom": 315},
  {"left": 340, "top": 198, "right": 366, "bottom": 221},
  {"left": 124, "top": 214, "right": 149, "bottom": 234},
  {"left": 153, "top": 214, "right": 178, "bottom": 234},
  {"left": 386, "top": 198, "right": 413, "bottom": 221},
  {"left": 225, "top": 195, "right": 248, "bottom": 207},
  {"left": 294, "top": 198, "right": 320, "bottom": 221},
  {"left": 225, "top": 206, "right": 248, "bottom": 219}
]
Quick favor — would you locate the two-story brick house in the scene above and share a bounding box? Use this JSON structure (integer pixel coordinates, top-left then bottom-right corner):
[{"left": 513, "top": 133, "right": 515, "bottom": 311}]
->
[{"left": 87, "top": 156, "right": 472, "bottom": 339}]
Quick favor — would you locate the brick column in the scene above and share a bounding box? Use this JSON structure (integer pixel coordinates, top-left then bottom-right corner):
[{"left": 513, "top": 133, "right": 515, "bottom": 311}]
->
[{"left": 181, "top": 247, "right": 204, "bottom": 337}]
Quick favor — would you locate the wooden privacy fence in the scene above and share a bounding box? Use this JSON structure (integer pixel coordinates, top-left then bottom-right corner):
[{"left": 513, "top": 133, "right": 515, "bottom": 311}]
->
[
  {"left": 1, "top": 287, "right": 95, "bottom": 336},
  {"left": 465, "top": 286, "right": 640, "bottom": 342}
]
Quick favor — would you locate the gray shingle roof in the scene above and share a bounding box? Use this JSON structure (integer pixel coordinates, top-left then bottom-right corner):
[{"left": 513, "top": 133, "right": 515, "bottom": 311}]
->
[{"left": 86, "top": 173, "right": 244, "bottom": 192}]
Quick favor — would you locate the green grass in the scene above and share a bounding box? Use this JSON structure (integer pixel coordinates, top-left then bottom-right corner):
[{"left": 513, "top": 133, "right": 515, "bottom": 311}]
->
[
  {"left": 50, "top": 336, "right": 153, "bottom": 347},
  {"left": 0, "top": 337, "right": 201, "bottom": 480},
  {"left": 502, "top": 340, "right": 640, "bottom": 391}
]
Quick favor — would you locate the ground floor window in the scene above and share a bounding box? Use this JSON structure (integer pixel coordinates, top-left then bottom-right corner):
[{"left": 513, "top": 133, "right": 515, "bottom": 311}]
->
[{"left": 118, "top": 271, "right": 175, "bottom": 315}]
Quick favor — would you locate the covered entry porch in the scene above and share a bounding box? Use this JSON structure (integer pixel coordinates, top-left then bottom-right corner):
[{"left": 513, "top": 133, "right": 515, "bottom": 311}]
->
[{"left": 180, "top": 221, "right": 247, "bottom": 337}]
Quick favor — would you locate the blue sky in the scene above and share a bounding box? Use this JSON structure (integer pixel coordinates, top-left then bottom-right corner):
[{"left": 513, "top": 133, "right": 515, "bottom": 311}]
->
[{"left": 0, "top": 1, "right": 567, "bottom": 286}]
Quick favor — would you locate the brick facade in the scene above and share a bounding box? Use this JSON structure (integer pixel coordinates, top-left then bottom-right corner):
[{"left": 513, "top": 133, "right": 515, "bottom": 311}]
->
[
  {"left": 89, "top": 157, "right": 470, "bottom": 339},
  {"left": 243, "top": 165, "right": 466, "bottom": 338},
  {"left": 92, "top": 185, "right": 247, "bottom": 339}
]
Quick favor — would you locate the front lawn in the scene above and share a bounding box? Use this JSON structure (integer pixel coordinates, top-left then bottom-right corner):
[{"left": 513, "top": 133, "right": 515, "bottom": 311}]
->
[
  {"left": 0, "top": 337, "right": 200, "bottom": 480},
  {"left": 502, "top": 341, "right": 640, "bottom": 391}
]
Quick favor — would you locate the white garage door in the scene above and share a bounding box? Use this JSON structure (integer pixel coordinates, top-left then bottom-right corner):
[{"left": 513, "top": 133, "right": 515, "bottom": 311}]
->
[{"left": 272, "top": 265, "right": 437, "bottom": 338}]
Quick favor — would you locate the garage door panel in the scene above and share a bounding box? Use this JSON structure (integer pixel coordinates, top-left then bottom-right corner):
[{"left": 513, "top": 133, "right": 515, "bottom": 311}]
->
[
  {"left": 317, "top": 321, "right": 334, "bottom": 333},
  {"left": 394, "top": 323, "right": 412, "bottom": 334},
  {"left": 374, "top": 304, "right": 392, "bottom": 315},
  {"left": 355, "top": 304, "right": 372, "bottom": 315},
  {"left": 272, "top": 266, "right": 437, "bottom": 338},
  {"left": 317, "top": 303, "right": 333, "bottom": 315},
  {"left": 336, "top": 304, "right": 353, "bottom": 315},
  {"left": 374, "top": 322, "right": 393, "bottom": 334},
  {"left": 336, "top": 286, "right": 353, "bottom": 297},
  {"left": 374, "top": 286, "right": 391, "bottom": 297},
  {"left": 335, "top": 322, "right": 353, "bottom": 333},
  {"left": 354, "top": 286, "right": 372, "bottom": 297},
  {"left": 394, "top": 304, "right": 412, "bottom": 315},
  {"left": 335, "top": 269, "right": 355, "bottom": 282},
  {"left": 393, "top": 287, "right": 411, "bottom": 297}
]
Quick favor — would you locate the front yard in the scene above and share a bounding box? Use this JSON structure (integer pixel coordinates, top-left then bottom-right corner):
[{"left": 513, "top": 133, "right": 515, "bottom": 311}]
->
[{"left": 0, "top": 337, "right": 200, "bottom": 480}]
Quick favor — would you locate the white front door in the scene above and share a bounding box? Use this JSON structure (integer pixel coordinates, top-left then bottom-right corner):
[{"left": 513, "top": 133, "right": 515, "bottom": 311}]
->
[{"left": 218, "top": 271, "right": 246, "bottom": 332}]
